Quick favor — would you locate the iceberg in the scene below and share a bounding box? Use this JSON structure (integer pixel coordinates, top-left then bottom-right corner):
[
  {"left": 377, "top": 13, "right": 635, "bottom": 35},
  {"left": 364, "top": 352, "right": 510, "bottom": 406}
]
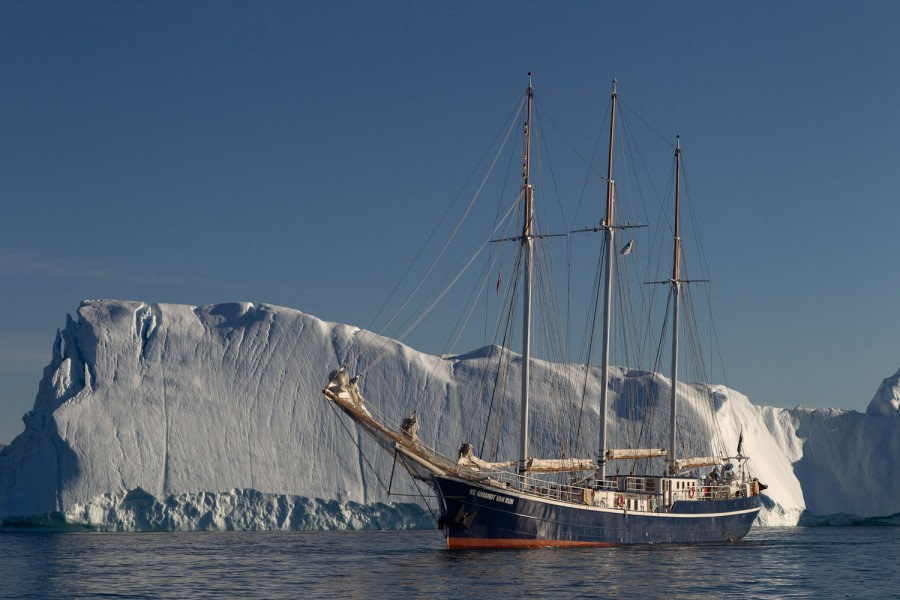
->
[
  {"left": 1, "top": 487, "right": 432, "bottom": 532},
  {"left": 0, "top": 300, "right": 897, "bottom": 531}
]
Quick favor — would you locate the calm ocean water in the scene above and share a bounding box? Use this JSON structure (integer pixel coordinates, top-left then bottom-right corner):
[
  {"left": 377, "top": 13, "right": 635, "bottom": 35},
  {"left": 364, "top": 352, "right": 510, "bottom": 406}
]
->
[{"left": 1, "top": 527, "right": 896, "bottom": 599}]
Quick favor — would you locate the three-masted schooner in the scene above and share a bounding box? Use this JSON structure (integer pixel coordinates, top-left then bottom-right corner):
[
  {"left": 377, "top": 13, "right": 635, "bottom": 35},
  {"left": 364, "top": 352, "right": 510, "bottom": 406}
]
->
[{"left": 323, "top": 75, "right": 763, "bottom": 548}]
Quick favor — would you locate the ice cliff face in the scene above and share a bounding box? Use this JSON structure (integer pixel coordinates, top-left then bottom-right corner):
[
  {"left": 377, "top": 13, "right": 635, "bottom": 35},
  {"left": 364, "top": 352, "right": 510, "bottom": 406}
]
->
[
  {"left": 867, "top": 368, "right": 900, "bottom": 417},
  {"left": 0, "top": 300, "right": 897, "bottom": 530}
]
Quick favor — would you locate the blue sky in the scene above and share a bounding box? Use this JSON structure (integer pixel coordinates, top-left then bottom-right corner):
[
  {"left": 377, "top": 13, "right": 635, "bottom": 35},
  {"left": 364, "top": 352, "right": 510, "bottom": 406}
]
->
[{"left": 2, "top": 1, "right": 899, "bottom": 443}]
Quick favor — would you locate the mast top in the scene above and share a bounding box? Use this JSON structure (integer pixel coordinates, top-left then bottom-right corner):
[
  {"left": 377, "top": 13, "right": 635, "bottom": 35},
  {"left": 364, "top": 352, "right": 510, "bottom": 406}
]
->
[{"left": 611, "top": 78, "right": 617, "bottom": 96}]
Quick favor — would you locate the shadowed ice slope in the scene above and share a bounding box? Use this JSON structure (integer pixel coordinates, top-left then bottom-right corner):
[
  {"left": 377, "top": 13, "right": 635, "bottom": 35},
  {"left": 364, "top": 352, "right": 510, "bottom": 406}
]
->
[{"left": 0, "top": 300, "right": 897, "bottom": 530}]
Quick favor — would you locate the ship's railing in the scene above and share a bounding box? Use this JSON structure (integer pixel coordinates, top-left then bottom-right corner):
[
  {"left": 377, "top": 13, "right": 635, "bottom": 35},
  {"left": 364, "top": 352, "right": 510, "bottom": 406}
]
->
[
  {"left": 473, "top": 469, "right": 588, "bottom": 504},
  {"left": 624, "top": 477, "right": 656, "bottom": 493},
  {"left": 671, "top": 484, "right": 739, "bottom": 502},
  {"left": 467, "top": 469, "right": 660, "bottom": 508},
  {"left": 595, "top": 479, "right": 619, "bottom": 491},
  {"left": 478, "top": 468, "right": 709, "bottom": 513}
]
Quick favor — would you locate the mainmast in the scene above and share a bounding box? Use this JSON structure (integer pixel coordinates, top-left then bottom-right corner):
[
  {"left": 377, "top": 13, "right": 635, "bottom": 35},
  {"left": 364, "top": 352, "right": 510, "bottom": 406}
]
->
[
  {"left": 668, "top": 136, "right": 682, "bottom": 473},
  {"left": 518, "top": 73, "right": 535, "bottom": 475},
  {"left": 597, "top": 80, "right": 617, "bottom": 481}
]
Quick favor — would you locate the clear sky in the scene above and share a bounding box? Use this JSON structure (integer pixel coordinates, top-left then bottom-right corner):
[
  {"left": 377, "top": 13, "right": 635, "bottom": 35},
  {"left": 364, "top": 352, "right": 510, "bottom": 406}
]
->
[{"left": 2, "top": 1, "right": 899, "bottom": 443}]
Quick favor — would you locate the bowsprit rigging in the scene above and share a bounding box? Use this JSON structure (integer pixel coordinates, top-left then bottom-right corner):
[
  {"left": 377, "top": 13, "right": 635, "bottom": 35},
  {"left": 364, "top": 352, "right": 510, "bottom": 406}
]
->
[{"left": 322, "top": 75, "right": 765, "bottom": 548}]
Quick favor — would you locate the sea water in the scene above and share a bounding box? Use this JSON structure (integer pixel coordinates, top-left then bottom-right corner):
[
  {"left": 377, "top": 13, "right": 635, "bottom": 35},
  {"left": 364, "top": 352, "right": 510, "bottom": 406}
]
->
[{"left": 1, "top": 527, "right": 896, "bottom": 598}]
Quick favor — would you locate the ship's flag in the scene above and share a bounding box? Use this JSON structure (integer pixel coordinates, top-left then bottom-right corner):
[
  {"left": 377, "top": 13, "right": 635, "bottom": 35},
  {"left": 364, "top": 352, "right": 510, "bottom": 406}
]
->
[
  {"left": 737, "top": 430, "right": 744, "bottom": 455},
  {"left": 496, "top": 268, "right": 503, "bottom": 295},
  {"left": 620, "top": 239, "right": 635, "bottom": 255}
]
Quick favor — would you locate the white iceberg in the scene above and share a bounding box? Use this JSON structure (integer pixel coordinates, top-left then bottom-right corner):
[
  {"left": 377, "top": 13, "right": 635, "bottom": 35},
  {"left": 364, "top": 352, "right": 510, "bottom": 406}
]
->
[{"left": 0, "top": 300, "right": 896, "bottom": 530}]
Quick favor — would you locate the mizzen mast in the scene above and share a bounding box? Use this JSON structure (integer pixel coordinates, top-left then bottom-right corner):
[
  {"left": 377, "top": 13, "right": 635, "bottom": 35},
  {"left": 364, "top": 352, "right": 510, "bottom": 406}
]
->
[
  {"left": 518, "top": 72, "right": 535, "bottom": 475},
  {"left": 597, "top": 80, "right": 617, "bottom": 481}
]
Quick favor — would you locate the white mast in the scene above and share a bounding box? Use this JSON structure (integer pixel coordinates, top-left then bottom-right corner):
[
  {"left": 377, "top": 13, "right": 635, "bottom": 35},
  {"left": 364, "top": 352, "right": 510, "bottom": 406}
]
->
[
  {"left": 518, "top": 73, "right": 535, "bottom": 475},
  {"left": 598, "top": 80, "right": 617, "bottom": 481},
  {"left": 668, "top": 136, "right": 682, "bottom": 473}
]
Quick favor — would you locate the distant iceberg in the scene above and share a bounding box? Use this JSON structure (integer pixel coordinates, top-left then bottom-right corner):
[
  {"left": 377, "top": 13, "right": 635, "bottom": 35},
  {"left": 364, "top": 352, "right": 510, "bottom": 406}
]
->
[{"left": 0, "top": 300, "right": 897, "bottom": 531}]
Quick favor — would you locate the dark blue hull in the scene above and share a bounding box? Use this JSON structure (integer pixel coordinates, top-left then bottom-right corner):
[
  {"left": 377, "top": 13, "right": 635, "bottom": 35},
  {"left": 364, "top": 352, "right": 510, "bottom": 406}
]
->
[{"left": 434, "top": 475, "right": 761, "bottom": 548}]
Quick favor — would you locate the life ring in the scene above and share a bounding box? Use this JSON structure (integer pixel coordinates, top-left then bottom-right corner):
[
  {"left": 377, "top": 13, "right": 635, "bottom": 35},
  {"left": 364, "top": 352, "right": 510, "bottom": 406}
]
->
[
  {"left": 689, "top": 487, "right": 695, "bottom": 499},
  {"left": 616, "top": 494, "right": 625, "bottom": 508}
]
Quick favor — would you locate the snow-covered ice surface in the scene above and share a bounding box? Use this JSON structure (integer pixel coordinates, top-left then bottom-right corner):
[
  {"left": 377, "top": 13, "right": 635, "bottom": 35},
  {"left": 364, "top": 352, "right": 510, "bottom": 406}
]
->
[{"left": 0, "top": 300, "right": 897, "bottom": 530}]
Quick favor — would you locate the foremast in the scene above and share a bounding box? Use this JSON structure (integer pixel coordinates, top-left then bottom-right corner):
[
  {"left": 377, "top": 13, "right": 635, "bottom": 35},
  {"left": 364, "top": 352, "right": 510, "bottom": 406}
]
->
[
  {"left": 597, "top": 80, "right": 617, "bottom": 481},
  {"left": 518, "top": 73, "right": 535, "bottom": 475},
  {"left": 668, "top": 136, "right": 682, "bottom": 473}
]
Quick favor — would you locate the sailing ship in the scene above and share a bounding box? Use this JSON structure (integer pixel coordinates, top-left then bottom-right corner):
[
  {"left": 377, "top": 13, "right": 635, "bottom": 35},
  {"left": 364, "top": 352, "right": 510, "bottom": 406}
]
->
[{"left": 323, "top": 75, "right": 764, "bottom": 548}]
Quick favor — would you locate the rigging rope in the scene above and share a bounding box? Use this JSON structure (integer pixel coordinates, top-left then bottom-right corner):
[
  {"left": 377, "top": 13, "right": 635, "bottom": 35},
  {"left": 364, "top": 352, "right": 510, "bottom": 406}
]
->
[
  {"left": 360, "top": 195, "right": 522, "bottom": 376},
  {"left": 355, "top": 96, "right": 526, "bottom": 366},
  {"left": 347, "top": 84, "right": 740, "bottom": 478},
  {"left": 326, "top": 401, "right": 444, "bottom": 529}
]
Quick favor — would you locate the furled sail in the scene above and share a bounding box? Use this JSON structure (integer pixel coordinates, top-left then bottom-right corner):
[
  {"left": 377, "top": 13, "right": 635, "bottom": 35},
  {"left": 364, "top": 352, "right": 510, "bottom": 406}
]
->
[
  {"left": 672, "top": 456, "right": 728, "bottom": 471},
  {"left": 456, "top": 443, "right": 517, "bottom": 470},
  {"left": 457, "top": 455, "right": 518, "bottom": 471},
  {"left": 525, "top": 458, "right": 597, "bottom": 473},
  {"left": 605, "top": 448, "right": 667, "bottom": 460},
  {"left": 456, "top": 444, "right": 595, "bottom": 472}
]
